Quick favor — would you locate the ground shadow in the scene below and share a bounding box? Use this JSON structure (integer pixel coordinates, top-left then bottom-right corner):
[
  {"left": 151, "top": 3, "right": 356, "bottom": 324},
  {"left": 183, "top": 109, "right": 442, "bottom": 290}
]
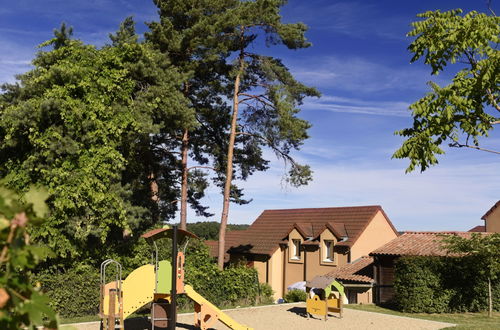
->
[
  {"left": 287, "top": 306, "right": 307, "bottom": 318},
  {"left": 287, "top": 306, "right": 342, "bottom": 320},
  {"left": 123, "top": 317, "right": 216, "bottom": 330}
]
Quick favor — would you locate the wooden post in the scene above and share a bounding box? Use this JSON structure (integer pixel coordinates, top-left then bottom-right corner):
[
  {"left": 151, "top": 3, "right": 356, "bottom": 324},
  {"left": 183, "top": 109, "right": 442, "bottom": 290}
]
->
[
  {"left": 169, "top": 225, "right": 178, "bottom": 330},
  {"left": 108, "top": 289, "right": 116, "bottom": 329}
]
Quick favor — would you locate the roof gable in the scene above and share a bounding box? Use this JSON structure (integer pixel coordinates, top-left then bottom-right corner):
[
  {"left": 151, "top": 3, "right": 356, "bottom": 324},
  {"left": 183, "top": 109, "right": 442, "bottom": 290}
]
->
[
  {"left": 482, "top": 200, "right": 500, "bottom": 220},
  {"left": 217, "top": 205, "right": 396, "bottom": 256}
]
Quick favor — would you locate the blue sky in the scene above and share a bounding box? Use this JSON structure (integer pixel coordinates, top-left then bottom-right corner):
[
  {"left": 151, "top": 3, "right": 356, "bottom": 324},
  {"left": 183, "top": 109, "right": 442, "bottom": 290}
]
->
[{"left": 1, "top": 0, "right": 498, "bottom": 231}]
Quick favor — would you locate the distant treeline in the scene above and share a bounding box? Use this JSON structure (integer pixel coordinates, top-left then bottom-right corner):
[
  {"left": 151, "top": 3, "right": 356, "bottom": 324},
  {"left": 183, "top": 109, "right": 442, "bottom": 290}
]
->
[{"left": 186, "top": 221, "right": 249, "bottom": 241}]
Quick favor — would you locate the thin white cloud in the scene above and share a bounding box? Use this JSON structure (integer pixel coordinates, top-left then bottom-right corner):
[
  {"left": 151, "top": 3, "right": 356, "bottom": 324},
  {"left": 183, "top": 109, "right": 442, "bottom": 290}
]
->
[
  {"left": 0, "top": 38, "right": 34, "bottom": 84},
  {"left": 290, "top": 55, "right": 446, "bottom": 95},
  {"left": 303, "top": 95, "right": 411, "bottom": 117},
  {"left": 192, "top": 156, "right": 498, "bottom": 232}
]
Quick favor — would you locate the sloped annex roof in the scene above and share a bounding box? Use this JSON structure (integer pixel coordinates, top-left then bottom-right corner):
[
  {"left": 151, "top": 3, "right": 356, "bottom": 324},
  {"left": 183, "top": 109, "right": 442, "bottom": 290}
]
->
[
  {"left": 369, "top": 231, "right": 481, "bottom": 257},
  {"left": 324, "top": 256, "right": 374, "bottom": 283},
  {"left": 210, "top": 205, "right": 397, "bottom": 257},
  {"left": 468, "top": 225, "right": 486, "bottom": 232}
]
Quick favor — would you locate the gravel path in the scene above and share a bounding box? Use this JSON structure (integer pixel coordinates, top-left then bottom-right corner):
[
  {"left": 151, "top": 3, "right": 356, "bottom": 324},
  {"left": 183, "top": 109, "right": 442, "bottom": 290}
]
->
[{"left": 62, "top": 303, "right": 455, "bottom": 330}]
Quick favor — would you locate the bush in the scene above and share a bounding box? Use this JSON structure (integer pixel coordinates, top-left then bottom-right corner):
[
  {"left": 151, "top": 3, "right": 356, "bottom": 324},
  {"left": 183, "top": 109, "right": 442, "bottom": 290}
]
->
[
  {"left": 183, "top": 240, "right": 271, "bottom": 308},
  {"left": 284, "top": 289, "right": 307, "bottom": 302},
  {"left": 394, "top": 256, "right": 500, "bottom": 313},
  {"left": 37, "top": 264, "right": 100, "bottom": 318},
  {"left": 258, "top": 283, "right": 275, "bottom": 304},
  {"left": 394, "top": 257, "right": 452, "bottom": 313}
]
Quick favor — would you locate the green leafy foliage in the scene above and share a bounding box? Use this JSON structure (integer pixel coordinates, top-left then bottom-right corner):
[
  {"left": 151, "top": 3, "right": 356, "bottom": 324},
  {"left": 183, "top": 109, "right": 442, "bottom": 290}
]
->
[
  {"left": 394, "top": 255, "right": 500, "bottom": 313},
  {"left": 183, "top": 239, "right": 271, "bottom": 307},
  {"left": 0, "top": 186, "right": 58, "bottom": 329},
  {"left": 0, "top": 27, "right": 189, "bottom": 263},
  {"left": 443, "top": 233, "right": 500, "bottom": 316},
  {"left": 393, "top": 9, "right": 500, "bottom": 172},
  {"left": 37, "top": 264, "right": 100, "bottom": 318},
  {"left": 284, "top": 289, "right": 307, "bottom": 302}
]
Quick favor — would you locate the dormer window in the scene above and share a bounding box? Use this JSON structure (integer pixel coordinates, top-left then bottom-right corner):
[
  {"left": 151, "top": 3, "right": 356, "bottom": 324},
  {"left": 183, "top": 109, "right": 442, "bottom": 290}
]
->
[
  {"left": 323, "top": 240, "right": 334, "bottom": 262},
  {"left": 292, "top": 239, "right": 301, "bottom": 260}
]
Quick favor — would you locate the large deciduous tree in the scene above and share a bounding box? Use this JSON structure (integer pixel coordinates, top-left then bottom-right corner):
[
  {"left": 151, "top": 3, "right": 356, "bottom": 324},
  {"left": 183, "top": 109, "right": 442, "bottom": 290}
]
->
[
  {"left": 216, "top": 0, "right": 319, "bottom": 268},
  {"left": 0, "top": 24, "right": 188, "bottom": 261},
  {"left": 393, "top": 8, "right": 500, "bottom": 172}
]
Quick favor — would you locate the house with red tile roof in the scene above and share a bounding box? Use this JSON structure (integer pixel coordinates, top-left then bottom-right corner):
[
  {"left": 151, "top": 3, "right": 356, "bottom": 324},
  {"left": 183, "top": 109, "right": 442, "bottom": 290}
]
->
[
  {"left": 369, "top": 231, "right": 481, "bottom": 303},
  {"left": 206, "top": 205, "right": 398, "bottom": 301}
]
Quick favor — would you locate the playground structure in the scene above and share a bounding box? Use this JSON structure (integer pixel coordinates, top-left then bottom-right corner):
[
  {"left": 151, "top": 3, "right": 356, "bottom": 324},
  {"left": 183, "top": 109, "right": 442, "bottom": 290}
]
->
[
  {"left": 99, "top": 225, "right": 253, "bottom": 330},
  {"left": 305, "top": 275, "right": 344, "bottom": 321}
]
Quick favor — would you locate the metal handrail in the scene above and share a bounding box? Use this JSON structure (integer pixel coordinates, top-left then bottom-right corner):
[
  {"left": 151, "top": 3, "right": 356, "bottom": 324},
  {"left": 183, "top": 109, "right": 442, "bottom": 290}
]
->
[{"left": 99, "top": 258, "right": 123, "bottom": 327}]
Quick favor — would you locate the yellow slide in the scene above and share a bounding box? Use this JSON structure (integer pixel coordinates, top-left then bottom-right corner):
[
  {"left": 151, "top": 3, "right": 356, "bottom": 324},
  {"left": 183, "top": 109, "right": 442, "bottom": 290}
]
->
[
  {"left": 102, "top": 264, "right": 156, "bottom": 319},
  {"left": 184, "top": 284, "right": 253, "bottom": 330}
]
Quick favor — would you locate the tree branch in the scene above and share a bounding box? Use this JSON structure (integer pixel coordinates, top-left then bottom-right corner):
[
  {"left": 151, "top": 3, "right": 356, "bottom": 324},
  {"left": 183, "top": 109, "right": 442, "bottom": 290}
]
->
[
  {"left": 487, "top": 0, "right": 497, "bottom": 16},
  {"left": 449, "top": 142, "right": 500, "bottom": 155},
  {"left": 486, "top": 88, "right": 500, "bottom": 112},
  {"left": 238, "top": 93, "right": 275, "bottom": 108},
  {"left": 187, "top": 165, "right": 217, "bottom": 172},
  {"left": 235, "top": 131, "right": 299, "bottom": 167}
]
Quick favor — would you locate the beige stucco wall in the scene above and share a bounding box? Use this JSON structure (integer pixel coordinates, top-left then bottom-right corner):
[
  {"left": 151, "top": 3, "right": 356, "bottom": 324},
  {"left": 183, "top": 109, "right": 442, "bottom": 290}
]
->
[
  {"left": 253, "top": 260, "right": 267, "bottom": 283},
  {"left": 485, "top": 207, "right": 500, "bottom": 233},
  {"left": 268, "top": 248, "right": 284, "bottom": 300},
  {"left": 350, "top": 210, "right": 398, "bottom": 260}
]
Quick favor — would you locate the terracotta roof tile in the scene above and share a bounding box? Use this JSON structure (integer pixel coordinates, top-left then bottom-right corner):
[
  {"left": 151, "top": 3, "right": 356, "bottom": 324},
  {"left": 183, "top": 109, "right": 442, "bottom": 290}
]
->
[
  {"left": 206, "top": 230, "right": 248, "bottom": 261},
  {"left": 212, "top": 205, "right": 396, "bottom": 256},
  {"left": 481, "top": 200, "right": 500, "bottom": 220},
  {"left": 370, "top": 231, "right": 482, "bottom": 257},
  {"left": 324, "top": 256, "right": 374, "bottom": 283},
  {"left": 468, "top": 225, "right": 486, "bottom": 232}
]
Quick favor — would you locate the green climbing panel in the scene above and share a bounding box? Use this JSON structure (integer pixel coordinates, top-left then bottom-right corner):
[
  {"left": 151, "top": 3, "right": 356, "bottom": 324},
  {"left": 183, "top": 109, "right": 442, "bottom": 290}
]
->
[{"left": 156, "top": 260, "right": 172, "bottom": 294}]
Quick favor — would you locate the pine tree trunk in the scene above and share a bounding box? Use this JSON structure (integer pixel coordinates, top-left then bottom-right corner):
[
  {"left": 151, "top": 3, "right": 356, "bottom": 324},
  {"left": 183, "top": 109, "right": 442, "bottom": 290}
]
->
[
  {"left": 149, "top": 171, "right": 159, "bottom": 223},
  {"left": 180, "top": 128, "right": 189, "bottom": 230},
  {"left": 217, "top": 50, "right": 244, "bottom": 269},
  {"left": 488, "top": 276, "right": 492, "bottom": 317}
]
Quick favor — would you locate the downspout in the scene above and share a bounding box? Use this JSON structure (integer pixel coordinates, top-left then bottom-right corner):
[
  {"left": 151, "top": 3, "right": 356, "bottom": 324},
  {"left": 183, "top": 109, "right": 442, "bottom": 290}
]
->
[
  {"left": 282, "top": 245, "right": 286, "bottom": 298},
  {"left": 265, "top": 259, "right": 269, "bottom": 284},
  {"left": 303, "top": 247, "right": 307, "bottom": 281}
]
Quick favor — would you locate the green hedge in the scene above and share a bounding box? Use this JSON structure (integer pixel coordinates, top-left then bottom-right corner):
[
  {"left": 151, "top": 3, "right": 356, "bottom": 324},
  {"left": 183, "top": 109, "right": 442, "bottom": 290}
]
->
[
  {"left": 37, "top": 239, "right": 273, "bottom": 318},
  {"left": 182, "top": 239, "right": 273, "bottom": 308},
  {"left": 284, "top": 289, "right": 307, "bottom": 302},
  {"left": 37, "top": 265, "right": 100, "bottom": 318},
  {"left": 394, "top": 256, "right": 500, "bottom": 313}
]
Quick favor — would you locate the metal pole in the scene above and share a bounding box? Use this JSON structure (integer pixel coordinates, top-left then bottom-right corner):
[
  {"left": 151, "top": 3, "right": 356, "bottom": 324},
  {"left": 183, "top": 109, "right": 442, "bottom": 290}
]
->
[{"left": 169, "top": 225, "right": 178, "bottom": 330}]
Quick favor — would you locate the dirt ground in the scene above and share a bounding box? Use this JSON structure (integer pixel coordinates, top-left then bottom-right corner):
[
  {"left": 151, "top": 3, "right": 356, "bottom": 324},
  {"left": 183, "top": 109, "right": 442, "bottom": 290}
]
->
[{"left": 63, "top": 303, "right": 455, "bottom": 330}]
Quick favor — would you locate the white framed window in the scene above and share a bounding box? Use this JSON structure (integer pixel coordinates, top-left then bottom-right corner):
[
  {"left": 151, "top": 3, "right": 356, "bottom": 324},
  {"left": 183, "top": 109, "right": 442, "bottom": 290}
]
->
[
  {"left": 292, "top": 239, "right": 301, "bottom": 260},
  {"left": 323, "top": 240, "right": 334, "bottom": 262}
]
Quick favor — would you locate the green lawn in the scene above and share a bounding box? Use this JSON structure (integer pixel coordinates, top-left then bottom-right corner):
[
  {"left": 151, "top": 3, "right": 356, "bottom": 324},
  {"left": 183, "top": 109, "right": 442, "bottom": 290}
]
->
[{"left": 345, "top": 304, "right": 500, "bottom": 329}]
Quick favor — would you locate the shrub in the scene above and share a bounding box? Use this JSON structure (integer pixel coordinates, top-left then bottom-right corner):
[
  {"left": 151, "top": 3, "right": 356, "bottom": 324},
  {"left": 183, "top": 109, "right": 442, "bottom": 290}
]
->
[
  {"left": 258, "top": 283, "right": 275, "bottom": 304},
  {"left": 394, "top": 257, "right": 452, "bottom": 313},
  {"left": 394, "top": 256, "right": 500, "bottom": 313},
  {"left": 284, "top": 289, "right": 307, "bottom": 302},
  {"left": 37, "top": 264, "right": 100, "bottom": 318},
  {"left": 183, "top": 240, "right": 270, "bottom": 308}
]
